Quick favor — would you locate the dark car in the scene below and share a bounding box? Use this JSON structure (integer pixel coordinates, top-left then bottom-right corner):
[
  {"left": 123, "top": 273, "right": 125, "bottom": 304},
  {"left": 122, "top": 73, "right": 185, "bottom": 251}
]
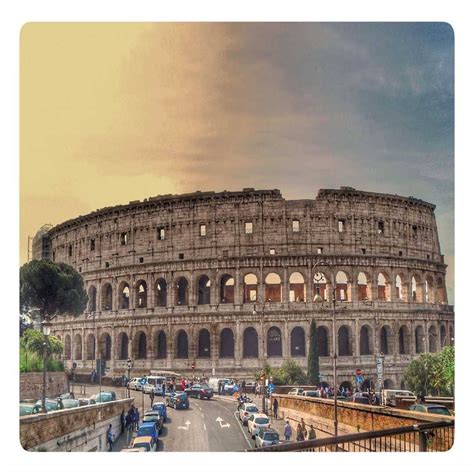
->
[
  {"left": 185, "top": 384, "right": 213, "bottom": 400},
  {"left": 33, "top": 398, "right": 63, "bottom": 412},
  {"left": 166, "top": 391, "right": 189, "bottom": 409},
  {"left": 20, "top": 403, "right": 41, "bottom": 416},
  {"left": 345, "top": 395, "right": 370, "bottom": 405},
  {"left": 152, "top": 401, "right": 168, "bottom": 422},
  {"left": 143, "top": 410, "right": 164, "bottom": 433},
  {"left": 409, "top": 404, "right": 452, "bottom": 416}
]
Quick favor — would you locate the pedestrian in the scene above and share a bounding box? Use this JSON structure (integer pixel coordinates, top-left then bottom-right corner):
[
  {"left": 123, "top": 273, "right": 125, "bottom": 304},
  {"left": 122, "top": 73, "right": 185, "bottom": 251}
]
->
[
  {"left": 241, "top": 379, "right": 246, "bottom": 395},
  {"left": 162, "top": 382, "right": 166, "bottom": 399},
  {"left": 120, "top": 409, "right": 125, "bottom": 435},
  {"left": 150, "top": 389, "right": 155, "bottom": 407},
  {"left": 133, "top": 406, "right": 140, "bottom": 431},
  {"left": 284, "top": 420, "right": 292, "bottom": 441},
  {"left": 218, "top": 380, "right": 222, "bottom": 395},
  {"left": 272, "top": 398, "right": 279, "bottom": 419},
  {"left": 106, "top": 424, "right": 114, "bottom": 451},
  {"left": 91, "top": 369, "right": 96, "bottom": 384},
  {"left": 300, "top": 418, "right": 307, "bottom": 439},
  {"left": 296, "top": 423, "right": 304, "bottom": 442},
  {"left": 308, "top": 424, "right": 317, "bottom": 440}
]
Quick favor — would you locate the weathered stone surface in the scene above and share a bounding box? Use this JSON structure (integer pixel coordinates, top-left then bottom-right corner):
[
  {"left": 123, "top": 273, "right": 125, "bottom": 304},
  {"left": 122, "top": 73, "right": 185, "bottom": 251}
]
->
[{"left": 20, "top": 372, "right": 69, "bottom": 401}]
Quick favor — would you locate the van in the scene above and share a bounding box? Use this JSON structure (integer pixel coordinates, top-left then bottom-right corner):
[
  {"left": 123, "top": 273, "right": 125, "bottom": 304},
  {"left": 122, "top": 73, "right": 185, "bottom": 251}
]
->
[
  {"left": 381, "top": 389, "right": 416, "bottom": 407},
  {"left": 208, "top": 377, "right": 232, "bottom": 393},
  {"left": 143, "top": 375, "right": 167, "bottom": 395}
]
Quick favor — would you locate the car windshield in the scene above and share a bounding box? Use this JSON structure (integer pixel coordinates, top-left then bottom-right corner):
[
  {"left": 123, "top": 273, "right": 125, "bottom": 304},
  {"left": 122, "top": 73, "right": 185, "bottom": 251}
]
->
[
  {"left": 255, "top": 417, "right": 269, "bottom": 424},
  {"left": 247, "top": 406, "right": 258, "bottom": 412},
  {"left": 428, "top": 407, "right": 450, "bottom": 415},
  {"left": 138, "top": 426, "right": 155, "bottom": 436},
  {"left": 133, "top": 442, "right": 151, "bottom": 451},
  {"left": 144, "top": 414, "right": 158, "bottom": 420},
  {"left": 264, "top": 432, "right": 279, "bottom": 441},
  {"left": 200, "top": 385, "right": 210, "bottom": 390}
]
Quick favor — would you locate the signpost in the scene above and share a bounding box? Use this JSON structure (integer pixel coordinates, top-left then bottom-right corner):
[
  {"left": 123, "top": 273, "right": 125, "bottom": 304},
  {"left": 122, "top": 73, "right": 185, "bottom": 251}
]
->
[{"left": 376, "top": 355, "right": 384, "bottom": 394}]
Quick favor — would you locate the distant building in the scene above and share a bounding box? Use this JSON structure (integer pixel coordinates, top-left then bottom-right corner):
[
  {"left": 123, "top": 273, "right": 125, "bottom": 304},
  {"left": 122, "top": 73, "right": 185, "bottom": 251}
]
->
[{"left": 31, "top": 224, "right": 52, "bottom": 261}]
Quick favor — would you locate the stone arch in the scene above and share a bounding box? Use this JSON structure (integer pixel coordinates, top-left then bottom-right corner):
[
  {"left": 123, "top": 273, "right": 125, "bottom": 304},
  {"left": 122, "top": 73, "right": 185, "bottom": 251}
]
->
[
  {"left": 312, "top": 272, "right": 328, "bottom": 301},
  {"left": 289, "top": 272, "right": 306, "bottom": 302},
  {"left": 425, "top": 275, "right": 435, "bottom": 303},
  {"left": 436, "top": 277, "right": 447, "bottom": 303},
  {"left": 198, "top": 328, "right": 211, "bottom": 358},
  {"left": 219, "top": 274, "right": 235, "bottom": 304},
  {"left": 99, "top": 333, "right": 112, "bottom": 360},
  {"left": 265, "top": 272, "right": 282, "bottom": 302},
  {"left": 340, "top": 381, "right": 353, "bottom": 391},
  {"left": 335, "top": 271, "right": 351, "bottom": 301},
  {"left": 243, "top": 327, "right": 259, "bottom": 358},
  {"left": 118, "top": 281, "right": 130, "bottom": 309},
  {"left": 220, "top": 328, "right": 235, "bottom": 358},
  {"left": 398, "top": 325, "right": 410, "bottom": 355},
  {"left": 377, "top": 272, "right": 391, "bottom": 301},
  {"left": 155, "top": 278, "right": 167, "bottom": 307},
  {"left": 428, "top": 325, "right": 437, "bottom": 353},
  {"left": 88, "top": 286, "right": 97, "bottom": 312},
  {"left": 395, "top": 274, "right": 406, "bottom": 302},
  {"left": 338, "top": 325, "right": 352, "bottom": 356},
  {"left": 361, "top": 379, "right": 373, "bottom": 391},
  {"left": 415, "top": 325, "right": 425, "bottom": 353},
  {"left": 176, "top": 330, "right": 188, "bottom": 358},
  {"left": 176, "top": 277, "right": 189, "bottom": 306},
  {"left": 440, "top": 325, "right": 447, "bottom": 348},
  {"left": 383, "top": 379, "right": 395, "bottom": 389},
  {"left": 73, "top": 334, "right": 82, "bottom": 360},
  {"left": 86, "top": 333, "right": 95, "bottom": 360},
  {"left": 316, "top": 326, "right": 329, "bottom": 357},
  {"left": 135, "top": 280, "right": 148, "bottom": 308},
  {"left": 101, "top": 283, "right": 113, "bottom": 311},
  {"left": 154, "top": 330, "right": 167, "bottom": 359},
  {"left": 64, "top": 334, "right": 71, "bottom": 360},
  {"left": 290, "top": 326, "right": 305, "bottom": 356},
  {"left": 244, "top": 273, "right": 258, "bottom": 303},
  {"left": 380, "top": 325, "right": 394, "bottom": 355},
  {"left": 357, "top": 271, "right": 371, "bottom": 301},
  {"left": 133, "top": 331, "right": 147, "bottom": 359},
  {"left": 197, "top": 275, "right": 211, "bottom": 305},
  {"left": 117, "top": 332, "right": 129, "bottom": 360},
  {"left": 267, "top": 326, "right": 282, "bottom": 357},
  {"left": 411, "top": 274, "right": 422, "bottom": 302},
  {"left": 360, "top": 325, "right": 373, "bottom": 355}
]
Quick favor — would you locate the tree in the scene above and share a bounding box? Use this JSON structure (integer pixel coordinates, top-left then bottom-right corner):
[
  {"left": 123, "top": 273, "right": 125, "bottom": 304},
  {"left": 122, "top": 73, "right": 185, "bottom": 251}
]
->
[
  {"left": 272, "top": 360, "right": 308, "bottom": 385},
  {"left": 20, "top": 260, "right": 88, "bottom": 321},
  {"left": 307, "top": 319, "right": 320, "bottom": 385},
  {"left": 21, "top": 328, "right": 63, "bottom": 358}
]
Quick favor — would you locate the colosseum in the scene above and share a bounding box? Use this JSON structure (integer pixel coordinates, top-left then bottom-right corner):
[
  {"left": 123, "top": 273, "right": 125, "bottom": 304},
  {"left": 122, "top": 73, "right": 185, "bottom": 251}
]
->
[{"left": 32, "top": 186, "right": 454, "bottom": 390}]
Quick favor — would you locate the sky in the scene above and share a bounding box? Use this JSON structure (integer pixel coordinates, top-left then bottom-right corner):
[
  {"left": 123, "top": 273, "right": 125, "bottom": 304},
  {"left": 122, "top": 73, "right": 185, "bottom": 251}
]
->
[{"left": 20, "top": 22, "right": 454, "bottom": 302}]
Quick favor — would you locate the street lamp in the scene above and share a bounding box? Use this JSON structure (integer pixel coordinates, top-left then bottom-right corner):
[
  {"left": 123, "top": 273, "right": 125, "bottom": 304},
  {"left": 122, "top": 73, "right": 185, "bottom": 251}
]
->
[
  {"left": 127, "top": 358, "right": 132, "bottom": 398},
  {"left": 41, "top": 319, "right": 52, "bottom": 413},
  {"left": 253, "top": 298, "right": 267, "bottom": 414}
]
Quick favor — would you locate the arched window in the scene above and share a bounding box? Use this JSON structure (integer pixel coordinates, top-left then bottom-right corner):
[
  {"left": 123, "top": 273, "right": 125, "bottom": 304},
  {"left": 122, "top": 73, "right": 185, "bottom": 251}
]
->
[
  {"left": 73, "top": 334, "right": 82, "bottom": 360},
  {"left": 336, "top": 271, "right": 350, "bottom": 301},
  {"left": 99, "top": 333, "right": 112, "bottom": 360},
  {"left": 399, "top": 326, "right": 409, "bottom": 354},
  {"left": 425, "top": 276, "right": 435, "bottom": 303},
  {"left": 440, "top": 325, "right": 447, "bottom": 348},
  {"left": 428, "top": 325, "right": 437, "bottom": 353},
  {"left": 88, "top": 286, "right": 97, "bottom": 312},
  {"left": 290, "top": 326, "right": 305, "bottom": 356},
  {"left": 357, "top": 272, "right": 369, "bottom": 301},
  {"left": 415, "top": 326, "right": 425, "bottom": 353},
  {"left": 86, "top": 334, "right": 95, "bottom": 360},
  {"left": 316, "top": 326, "right": 329, "bottom": 356},
  {"left": 243, "top": 327, "right": 258, "bottom": 358},
  {"left": 360, "top": 325, "right": 372, "bottom": 355},
  {"left": 313, "top": 272, "right": 327, "bottom": 301},
  {"left": 176, "top": 330, "right": 188, "bottom": 358},
  {"left": 395, "top": 275, "right": 404, "bottom": 301},
  {"left": 244, "top": 274, "right": 258, "bottom": 303},
  {"left": 267, "top": 326, "right": 282, "bottom": 357},
  {"left": 101, "top": 283, "right": 113, "bottom": 311},
  {"left": 436, "top": 277, "right": 447, "bottom": 304},
  {"left": 136, "top": 281, "right": 148, "bottom": 308},
  {"left": 220, "top": 328, "right": 235, "bottom": 358},
  {"left": 118, "top": 332, "right": 129, "bottom": 360},
  {"left": 155, "top": 331, "right": 167, "bottom": 359},
  {"left": 338, "top": 326, "right": 351, "bottom": 356},
  {"left": 176, "top": 277, "right": 189, "bottom": 306},
  {"left": 198, "top": 329, "right": 211, "bottom": 358},
  {"left": 289, "top": 272, "right": 306, "bottom": 302},
  {"left": 377, "top": 273, "right": 390, "bottom": 301},
  {"left": 265, "top": 273, "right": 282, "bottom": 302},
  {"left": 155, "top": 279, "right": 167, "bottom": 307},
  {"left": 411, "top": 275, "right": 422, "bottom": 302},
  {"left": 383, "top": 379, "right": 395, "bottom": 389},
  {"left": 134, "top": 331, "right": 147, "bottom": 359},
  {"left": 119, "top": 282, "right": 130, "bottom": 309},
  {"left": 197, "top": 275, "right": 211, "bottom": 305},
  {"left": 220, "top": 274, "right": 235, "bottom": 304},
  {"left": 380, "top": 326, "right": 392, "bottom": 355},
  {"left": 64, "top": 335, "right": 71, "bottom": 360}
]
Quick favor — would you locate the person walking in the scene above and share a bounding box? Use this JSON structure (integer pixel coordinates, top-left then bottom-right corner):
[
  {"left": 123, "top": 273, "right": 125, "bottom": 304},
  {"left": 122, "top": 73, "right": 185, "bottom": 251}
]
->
[
  {"left": 308, "top": 425, "right": 317, "bottom": 440},
  {"left": 162, "top": 382, "right": 166, "bottom": 399},
  {"left": 106, "top": 424, "right": 114, "bottom": 451},
  {"left": 300, "top": 418, "right": 307, "bottom": 439},
  {"left": 150, "top": 389, "right": 155, "bottom": 407},
  {"left": 296, "top": 423, "right": 305, "bottom": 442},
  {"left": 120, "top": 410, "right": 125, "bottom": 435},
  {"left": 284, "top": 420, "right": 292, "bottom": 441},
  {"left": 272, "top": 398, "right": 279, "bottom": 419},
  {"left": 218, "top": 380, "right": 222, "bottom": 395}
]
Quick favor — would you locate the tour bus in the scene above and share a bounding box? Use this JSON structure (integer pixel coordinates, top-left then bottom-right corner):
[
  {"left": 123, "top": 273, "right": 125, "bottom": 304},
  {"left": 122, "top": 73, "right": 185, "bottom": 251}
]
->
[{"left": 381, "top": 389, "right": 416, "bottom": 407}]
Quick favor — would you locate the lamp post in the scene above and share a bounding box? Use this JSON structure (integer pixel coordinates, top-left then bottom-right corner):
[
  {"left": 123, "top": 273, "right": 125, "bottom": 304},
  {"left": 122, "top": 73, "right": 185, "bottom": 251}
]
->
[
  {"left": 127, "top": 358, "right": 132, "bottom": 398},
  {"left": 312, "top": 260, "right": 339, "bottom": 437},
  {"left": 41, "top": 319, "right": 52, "bottom": 413},
  {"left": 253, "top": 298, "right": 267, "bottom": 414}
]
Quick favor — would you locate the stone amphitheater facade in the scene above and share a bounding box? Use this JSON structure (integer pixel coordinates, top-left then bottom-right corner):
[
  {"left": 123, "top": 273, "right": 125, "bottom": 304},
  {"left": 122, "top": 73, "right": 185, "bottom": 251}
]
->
[{"left": 34, "top": 187, "right": 454, "bottom": 389}]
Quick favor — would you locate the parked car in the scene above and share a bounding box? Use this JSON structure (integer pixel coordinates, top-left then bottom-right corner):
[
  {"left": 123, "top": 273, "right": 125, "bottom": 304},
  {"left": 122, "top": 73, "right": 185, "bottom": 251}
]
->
[
  {"left": 20, "top": 403, "right": 41, "bottom": 416},
  {"left": 90, "top": 391, "right": 117, "bottom": 403},
  {"left": 302, "top": 390, "right": 320, "bottom": 398},
  {"left": 136, "top": 422, "right": 159, "bottom": 445},
  {"left": 408, "top": 404, "right": 452, "bottom": 416},
  {"left": 152, "top": 401, "right": 168, "bottom": 422},
  {"left": 61, "top": 399, "right": 81, "bottom": 409},
  {"left": 143, "top": 375, "right": 167, "bottom": 395},
  {"left": 78, "top": 398, "right": 96, "bottom": 406},
  {"left": 345, "top": 395, "right": 371, "bottom": 405},
  {"left": 166, "top": 391, "right": 189, "bottom": 409},
  {"left": 382, "top": 389, "right": 416, "bottom": 407},
  {"left": 132, "top": 436, "right": 156, "bottom": 452},
  {"left": 33, "top": 398, "right": 62, "bottom": 412},
  {"left": 247, "top": 413, "right": 270, "bottom": 438},
  {"left": 207, "top": 378, "right": 233, "bottom": 394},
  {"left": 128, "top": 377, "right": 145, "bottom": 391},
  {"left": 239, "top": 403, "right": 259, "bottom": 425},
  {"left": 120, "top": 447, "right": 147, "bottom": 452},
  {"left": 185, "top": 384, "right": 213, "bottom": 400},
  {"left": 59, "top": 392, "right": 75, "bottom": 400},
  {"left": 255, "top": 428, "right": 280, "bottom": 448},
  {"left": 143, "top": 410, "right": 164, "bottom": 433},
  {"left": 287, "top": 388, "right": 305, "bottom": 396}
]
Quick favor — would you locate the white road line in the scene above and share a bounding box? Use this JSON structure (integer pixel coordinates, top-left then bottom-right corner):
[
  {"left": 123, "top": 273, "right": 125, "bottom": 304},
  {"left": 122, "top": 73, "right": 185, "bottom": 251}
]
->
[
  {"left": 201, "top": 413, "right": 204, "bottom": 419},
  {"left": 233, "top": 410, "right": 253, "bottom": 449},
  {"left": 203, "top": 423, "right": 207, "bottom": 431},
  {"left": 198, "top": 406, "right": 202, "bottom": 411}
]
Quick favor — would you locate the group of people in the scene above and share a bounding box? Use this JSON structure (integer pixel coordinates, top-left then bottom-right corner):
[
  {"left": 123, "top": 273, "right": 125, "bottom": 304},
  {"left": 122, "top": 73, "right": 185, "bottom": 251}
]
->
[{"left": 283, "top": 418, "right": 317, "bottom": 442}]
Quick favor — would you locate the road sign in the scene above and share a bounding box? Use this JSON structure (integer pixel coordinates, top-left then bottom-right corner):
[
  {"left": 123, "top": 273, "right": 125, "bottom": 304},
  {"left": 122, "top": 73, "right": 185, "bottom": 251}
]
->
[
  {"left": 355, "top": 368, "right": 362, "bottom": 376},
  {"left": 355, "top": 375, "right": 363, "bottom": 384},
  {"left": 268, "top": 383, "right": 275, "bottom": 394},
  {"left": 140, "top": 377, "right": 147, "bottom": 385}
]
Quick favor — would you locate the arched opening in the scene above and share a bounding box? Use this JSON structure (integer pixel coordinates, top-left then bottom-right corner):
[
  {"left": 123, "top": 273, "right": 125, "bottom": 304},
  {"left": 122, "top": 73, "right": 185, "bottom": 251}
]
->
[
  {"left": 243, "top": 327, "right": 259, "bottom": 358},
  {"left": 267, "top": 326, "right": 282, "bottom": 357},
  {"left": 395, "top": 275, "right": 405, "bottom": 301},
  {"left": 86, "top": 334, "right": 95, "bottom": 360},
  {"left": 197, "top": 275, "right": 211, "bottom": 305},
  {"left": 383, "top": 379, "right": 395, "bottom": 389},
  {"left": 340, "top": 381, "right": 353, "bottom": 391},
  {"left": 338, "top": 325, "right": 352, "bottom": 356},
  {"left": 316, "top": 326, "right": 329, "bottom": 357},
  {"left": 425, "top": 276, "right": 435, "bottom": 303},
  {"left": 134, "top": 331, "right": 147, "bottom": 359},
  {"left": 411, "top": 275, "right": 422, "bottom": 302},
  {"left": 88, "top": 286, "right": 97, "bottom": 312},
  {"left": 428, "top": 325, "right": 437, "bottom": 353},
  {"left": 357, "top": 272, "right": 370, "bottom": 301},
  {"left": 176, "top": 277, "right": 189, "bottom": 306},
  {"left": 219, "top": 328, "right": 235, "bottom": 358},
  {"left": 380, "top": 325, "right": 393, "bottom": 355},
  {"left": 415, "top": 326, "right": 425, "bottom": 353},
  {"left": 436, "top": 277, "right": 447, "bottom": 304},
  {"left": 118, "top": 332, "right": 129, "bottom": 360},
  {"left": 440, "top": 325, "right": 447, "bottom": 348},
  {"left": 155, "top": 279, "right": 167, "bottom": 307},
  {"left": 289, "top": 272, "right": 306, "bottom": 302},
  {"left": 64, "top": 335, "right": 71, "bottom": 360},
  {"left": 176, "top": 330, "right": 188, "bottom": 358},
  {"left": 219, "top": 274, "right": 235, "bottom": 304},
  {"left": 290, "top": 326, "right": 305, "bottom": 356},
  {"left": 119, "top": 282, "right": 130, "bottom": 309},
  {"left": 265, "top": 273, "right": 282, "bottom": 302},
  {"left": 73, "top": 334, "right": 82, "bottom": 360},
  {"left": 361, "top": 379, "right": 373, "bottom": 391},
  {"left": 399, "top": 326, "right": 409, "bottom": 354},
  {"left": 99, "top": 333, "right": 112, "bottom": 360},
  {"left": 377, "top": 273, "right": 390, "bottom": 301},
  {"left": 313, "top": 272, "right": 328, "bottom": 301},
  {"left": 244, "top": 274, "right": 258, "bottom": 303},
  {"left": 136, "top": 281, "right": 148, "bottom": 308},
  {"left": 360, "top": 325, "right": 373, "bottom": 355},
  {"left": 155, "top": 331, "right": 167, "bottom": 359},
  {"left": 101, "top": 283, "right": 113, "bottom": 311},
  {"left": 336, "top": 271, "right": 350, "bottom": 301},
  {"left": 198, "top": 329, "right": 211, "bottom": 358}
]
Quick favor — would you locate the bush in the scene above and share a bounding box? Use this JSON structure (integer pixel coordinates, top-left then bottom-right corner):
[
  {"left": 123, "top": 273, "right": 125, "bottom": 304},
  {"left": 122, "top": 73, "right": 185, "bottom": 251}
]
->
[{"left": 20, "top": 345, "right": 64, "bottom": 373}]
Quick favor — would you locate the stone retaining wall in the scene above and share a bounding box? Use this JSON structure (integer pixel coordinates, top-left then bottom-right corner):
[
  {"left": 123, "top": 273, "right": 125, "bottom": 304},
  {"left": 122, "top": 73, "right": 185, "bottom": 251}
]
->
[{"left": 20, "top": 372, "right": 69, "bottom": 401}]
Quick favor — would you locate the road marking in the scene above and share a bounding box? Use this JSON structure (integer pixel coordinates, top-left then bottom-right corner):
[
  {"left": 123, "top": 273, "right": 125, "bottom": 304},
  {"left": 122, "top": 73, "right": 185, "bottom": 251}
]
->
[
  {"left": 216, "top": 416, "right": 230, "bottom": 428},
  {"left": 198, "top": 406, "right": 202, "bottom": 411},
  {"left": 233, "top": 410, "right": 253, "bottom": 449},
  {"left": 178, "top": 420, "right": 191, "bottom": 431},
  {"left": 201, "top": 413, "right": 204, "bottom": 419},
  {"left": 203, "top": 423, "right": 207, "bottom": 431}
]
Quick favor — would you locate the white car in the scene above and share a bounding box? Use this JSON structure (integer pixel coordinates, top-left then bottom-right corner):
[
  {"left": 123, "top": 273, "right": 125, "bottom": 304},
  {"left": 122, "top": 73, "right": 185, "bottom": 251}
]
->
[
  {"left": 239, "top": 403, "right": 259, "bottom": 425},
  {"left": 288, "top": 388, "right": 305, "bottom": 396},
  {"left": 247, "top": 413, "right": 270, "bottom": 438},
  {"left": 128, "top": 377, "right": 144, "bottom": 391}
]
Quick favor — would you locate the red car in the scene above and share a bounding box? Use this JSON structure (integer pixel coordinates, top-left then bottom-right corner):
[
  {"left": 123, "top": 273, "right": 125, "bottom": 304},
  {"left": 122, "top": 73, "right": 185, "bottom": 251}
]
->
[{"left": 185, "top": 384, "right": 213, "bottom": 400}]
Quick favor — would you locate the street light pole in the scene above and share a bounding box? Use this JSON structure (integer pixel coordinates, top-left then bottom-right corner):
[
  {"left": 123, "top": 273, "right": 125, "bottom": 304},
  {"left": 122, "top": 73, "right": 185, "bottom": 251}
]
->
[
  {"left": 41, "top": 319, "right": 52, "bottom": 413},
  {"left": 127, "top": 358, "right": 132, "bottom": 398},
  {"left": 253, "top": 298, "right": 267, "bottom": 415}
]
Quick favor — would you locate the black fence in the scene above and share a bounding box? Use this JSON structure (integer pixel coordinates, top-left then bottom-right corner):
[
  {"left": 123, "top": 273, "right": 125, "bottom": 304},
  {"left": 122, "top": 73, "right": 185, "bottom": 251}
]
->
[{"left": 247, "top": 420, "right": 454, "bottom": 452}]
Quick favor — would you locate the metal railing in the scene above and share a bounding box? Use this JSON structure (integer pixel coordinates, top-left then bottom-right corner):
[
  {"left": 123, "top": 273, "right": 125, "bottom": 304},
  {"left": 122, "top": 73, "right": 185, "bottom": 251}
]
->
[{"left": 247, "top": 420, "right": 454, "bottom": 452}]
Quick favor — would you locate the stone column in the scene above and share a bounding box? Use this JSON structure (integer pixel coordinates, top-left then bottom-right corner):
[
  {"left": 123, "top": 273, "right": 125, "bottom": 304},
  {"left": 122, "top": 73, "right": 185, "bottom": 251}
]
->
[
  {"left": 235, "top": 267, "right": 242, "bottom": 305},
  {"left": 147, "top": 273, "right": 154, "bottom": 309},
  {"left": 283, "top": 319, "right": 290, "bottom": 358},
  {"left": 354, "top": 318, "right": 360, "bottom": 357},
  {"left": 307, "top": 262, "right": 314, "bottom": 304},
  {"left": 234, "top": 321, "right": 242, "bottom": 367},
  {"left": 282, "top": 267, "right": 289, "bottom": 303},
  {"left": 168, "top": 272, "right": 175, "bottom": 309}
]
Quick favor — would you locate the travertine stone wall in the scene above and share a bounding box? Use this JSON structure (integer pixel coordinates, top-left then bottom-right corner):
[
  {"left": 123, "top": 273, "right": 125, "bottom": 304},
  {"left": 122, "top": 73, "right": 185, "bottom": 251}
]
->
[{"left": 20, "top": 372, "right": 69, "bottom": 401}]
